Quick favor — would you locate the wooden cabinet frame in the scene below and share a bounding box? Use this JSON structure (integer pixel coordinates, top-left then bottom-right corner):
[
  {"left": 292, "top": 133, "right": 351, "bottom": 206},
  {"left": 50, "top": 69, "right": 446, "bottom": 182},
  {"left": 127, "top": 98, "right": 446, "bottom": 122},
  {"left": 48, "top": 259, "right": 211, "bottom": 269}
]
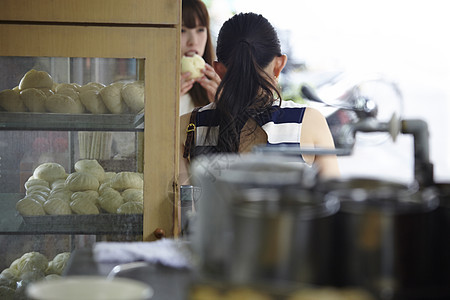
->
[
  {"left": 0, "top": 0, "right": 179, "bottom": 24},
  {"left": 0, "top": 1, "right": 181, "bottom": 240}
]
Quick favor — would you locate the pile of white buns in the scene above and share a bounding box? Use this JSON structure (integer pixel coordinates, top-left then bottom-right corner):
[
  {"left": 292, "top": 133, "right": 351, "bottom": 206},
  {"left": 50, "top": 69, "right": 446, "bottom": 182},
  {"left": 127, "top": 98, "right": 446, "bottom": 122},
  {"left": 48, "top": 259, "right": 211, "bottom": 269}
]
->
[
  {"left": 0, "top": 251, "right": 70, "bottom": 298},
  {"left": 0, "top": 69, "right": 144, "bottom": 114},
  {"left": 16, "top": 159, "right": 144, "bottom": 216}
]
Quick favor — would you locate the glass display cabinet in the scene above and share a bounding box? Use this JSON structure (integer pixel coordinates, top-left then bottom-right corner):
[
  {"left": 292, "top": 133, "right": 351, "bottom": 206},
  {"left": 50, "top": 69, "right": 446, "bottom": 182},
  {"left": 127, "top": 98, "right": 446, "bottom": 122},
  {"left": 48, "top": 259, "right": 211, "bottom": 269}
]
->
[{"left": 0, "top": 0, "right": 181, "bottom": 292}]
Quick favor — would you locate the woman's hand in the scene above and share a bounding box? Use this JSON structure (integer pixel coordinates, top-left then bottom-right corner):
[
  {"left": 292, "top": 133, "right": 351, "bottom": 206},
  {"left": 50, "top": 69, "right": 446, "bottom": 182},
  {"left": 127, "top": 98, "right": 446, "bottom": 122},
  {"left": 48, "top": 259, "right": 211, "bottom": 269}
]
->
[
  {"left": 197, "top": 63, "right": 221, "bottom": 103},
  {"left": 180, "top": 72, "right": 195, "bottom": 97}
]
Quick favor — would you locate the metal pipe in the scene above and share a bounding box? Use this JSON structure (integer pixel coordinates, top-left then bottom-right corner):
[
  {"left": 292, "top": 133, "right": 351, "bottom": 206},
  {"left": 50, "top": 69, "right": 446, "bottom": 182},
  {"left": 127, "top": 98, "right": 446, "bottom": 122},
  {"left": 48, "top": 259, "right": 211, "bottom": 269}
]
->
[
  {"left": 349, "top": 117, "right": 433, "bottom": 187},
  {"left": 401, "top": 119, "right": 434, "bottom": 187},
  {"left": 352, "top": 117, "right": 390, "bottom": 133}
]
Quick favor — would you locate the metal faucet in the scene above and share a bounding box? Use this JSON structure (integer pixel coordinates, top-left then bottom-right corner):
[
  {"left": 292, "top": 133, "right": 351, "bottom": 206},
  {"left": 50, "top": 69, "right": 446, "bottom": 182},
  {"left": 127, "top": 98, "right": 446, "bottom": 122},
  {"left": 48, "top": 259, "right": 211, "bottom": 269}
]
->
[{"left": 301, "top": 81, "right": 434, "bottom": 187}]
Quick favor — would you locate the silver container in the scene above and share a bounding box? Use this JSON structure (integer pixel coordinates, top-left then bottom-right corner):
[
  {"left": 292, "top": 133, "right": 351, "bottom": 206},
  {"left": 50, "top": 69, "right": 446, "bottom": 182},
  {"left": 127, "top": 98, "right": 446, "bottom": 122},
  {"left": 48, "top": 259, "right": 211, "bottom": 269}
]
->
[
  {"left": 320, "top": 178, "right": 440, "bottom": 299},
  {"left": 180, "top": 185, "right": 201, "bottom": 236},
  {"left": 190, "top": 153, "right": 338, "bottom": 285},
  {"left": 229, "top": 186, "right": 339, "bottom": 285}
]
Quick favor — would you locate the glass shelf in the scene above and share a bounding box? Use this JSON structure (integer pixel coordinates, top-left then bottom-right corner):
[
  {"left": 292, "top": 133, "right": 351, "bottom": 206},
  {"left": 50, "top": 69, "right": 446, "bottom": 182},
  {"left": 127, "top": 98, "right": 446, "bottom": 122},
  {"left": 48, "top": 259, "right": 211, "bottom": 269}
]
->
[{"left": 0, "top": 112, "right": 144, "bottom": 131}]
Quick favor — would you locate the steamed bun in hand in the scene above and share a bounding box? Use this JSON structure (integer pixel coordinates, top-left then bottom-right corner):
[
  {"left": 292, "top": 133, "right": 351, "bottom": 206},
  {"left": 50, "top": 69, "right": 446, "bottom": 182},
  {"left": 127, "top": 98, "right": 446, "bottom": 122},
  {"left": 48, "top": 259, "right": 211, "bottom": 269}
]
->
[{"left": 181, "top": 54, "right": 205, "bottom": 79}]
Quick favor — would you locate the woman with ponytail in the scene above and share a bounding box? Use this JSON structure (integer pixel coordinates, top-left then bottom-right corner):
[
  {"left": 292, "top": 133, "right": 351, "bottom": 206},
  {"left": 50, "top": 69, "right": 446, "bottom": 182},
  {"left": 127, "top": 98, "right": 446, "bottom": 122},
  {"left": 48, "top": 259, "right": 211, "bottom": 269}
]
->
[{"left": 180, "top": 12, "right": 340, "bottom": 180}]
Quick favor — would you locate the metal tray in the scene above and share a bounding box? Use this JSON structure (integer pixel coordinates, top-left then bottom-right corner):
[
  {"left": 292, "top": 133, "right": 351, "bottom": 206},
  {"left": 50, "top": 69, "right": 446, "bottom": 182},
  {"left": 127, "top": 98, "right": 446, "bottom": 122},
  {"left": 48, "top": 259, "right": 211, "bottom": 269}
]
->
[
  {"left": 0, "top": 112, "right": 144, "bottom": 131},
  {"left": 21, "top": 213, "right": 143, "bottom": 234}
]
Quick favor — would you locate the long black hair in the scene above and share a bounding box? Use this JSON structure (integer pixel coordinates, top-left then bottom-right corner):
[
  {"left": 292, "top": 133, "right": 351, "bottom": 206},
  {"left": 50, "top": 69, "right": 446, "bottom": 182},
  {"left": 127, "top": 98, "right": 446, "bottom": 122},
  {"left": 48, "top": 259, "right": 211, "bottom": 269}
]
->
[
  {"left": 182, "top": 0, "right": 214, "bottom": 107},
  {"left": 212, "top": 12, "right": 283, "bottom": 152}
]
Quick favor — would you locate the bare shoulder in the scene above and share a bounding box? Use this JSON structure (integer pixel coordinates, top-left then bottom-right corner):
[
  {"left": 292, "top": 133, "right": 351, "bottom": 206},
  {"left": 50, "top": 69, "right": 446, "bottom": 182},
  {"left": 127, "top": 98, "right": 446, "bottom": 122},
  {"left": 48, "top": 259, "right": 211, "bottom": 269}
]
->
[
  {"left": 302, "top": 107, "right": 329, "bottom": 135},
  {"left": 301, "top": 106, "right": 334, "bottom": 147},
  {"left": 302, "top": 107, "right": 341, "bottom": 178},
  {"left": 303, "top": 106, "right": 327, "bottom": 124}
]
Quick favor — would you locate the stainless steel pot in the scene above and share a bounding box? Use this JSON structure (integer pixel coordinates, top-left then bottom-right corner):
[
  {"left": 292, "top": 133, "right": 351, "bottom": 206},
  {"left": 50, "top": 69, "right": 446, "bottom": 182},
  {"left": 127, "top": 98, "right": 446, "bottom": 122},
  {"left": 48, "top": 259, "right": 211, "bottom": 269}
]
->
[
  {"left": 190, "top": 153, "right": 338, "bottom": 285},
  {"left": 228, "top": 186, "right": 339, "bottom": 285},
  {"left": 319, "top": 178, "right": 440, "bottom": 299}
]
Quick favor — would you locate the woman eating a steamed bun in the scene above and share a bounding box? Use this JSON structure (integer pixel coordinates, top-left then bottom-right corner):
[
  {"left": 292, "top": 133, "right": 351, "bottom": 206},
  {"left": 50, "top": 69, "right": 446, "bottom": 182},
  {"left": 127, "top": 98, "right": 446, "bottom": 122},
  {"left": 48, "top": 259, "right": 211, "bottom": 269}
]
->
[{"left": 180, "top": 0, "right": 221, "bottom": 115}]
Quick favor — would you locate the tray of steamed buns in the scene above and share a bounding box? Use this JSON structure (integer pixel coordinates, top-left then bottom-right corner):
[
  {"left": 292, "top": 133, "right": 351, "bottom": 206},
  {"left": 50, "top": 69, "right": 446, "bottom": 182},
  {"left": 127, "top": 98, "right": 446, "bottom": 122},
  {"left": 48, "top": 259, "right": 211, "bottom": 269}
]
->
[
  {"left": 16, "top": 159, "right": 144, "bottom": 230},
  {"left": 0, "top": 69, "right": 144, "bottom": 128}
]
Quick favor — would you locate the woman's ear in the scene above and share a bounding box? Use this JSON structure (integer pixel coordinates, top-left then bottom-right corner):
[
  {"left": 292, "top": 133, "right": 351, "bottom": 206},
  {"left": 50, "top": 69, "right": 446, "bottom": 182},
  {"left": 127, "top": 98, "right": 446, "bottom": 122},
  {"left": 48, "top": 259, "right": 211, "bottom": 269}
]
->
[
  {"left": 213, "top": 61, "right": 227, "bottom": 79},
  {"left": 273, "top": 54, "right": 287, "bottom": 78}
]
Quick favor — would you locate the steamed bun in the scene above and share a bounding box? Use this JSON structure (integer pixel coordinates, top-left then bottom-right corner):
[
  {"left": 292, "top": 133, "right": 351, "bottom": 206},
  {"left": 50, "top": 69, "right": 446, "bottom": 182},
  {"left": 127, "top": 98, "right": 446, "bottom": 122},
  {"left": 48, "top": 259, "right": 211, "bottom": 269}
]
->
[
  {"left": 79, "top": 89, "right": 109, "bottom": 114},
  {"left": 0, "top": 268, "right": 19, "bottom": 289},
  {"left": 25, "top": 186, "right": 51, "bottom": 199},
  {"left": 74, "top": 159, "right": 105, "bottom": 182},
  {"left": 54, "top": 83, "right": 80, "bottom": 93},
  {"left": 23, "top": 193, "right": 47, "bottom": 205},
  {"left": 71, "top": 190, "right": 99, "bottom": 207},
  {"left": 122, "top": 188, "right": 144, "bottom": 203},
  {"left": 65, "top": 172, "right": 100, "bottom": 191},
  {"left": 10, "top": 252, "right": 48, "bottom": 275},
  {"left": 45, "top": 94, "right": 84, "bottom": 114},
  {"left": 98, "top": 188, "right": 124, "bottom": 213},
  {"left": 24, "top": 178, "right": 50, "bottom": 190},
  {"left": 56, "top": 87, "right": 80, "bottom": 102},
  {"left": 46, "top": 252, "right": 71, "bottom": 275},
  {"left": 0, "top": 89, "right": 26, "bottom": 112},
  {"left": 99, "top": 82, "right": 127, "bottom": 114},
  {"left": 70, "top": 197, "right": 100, "bottom": 215},
  {"left": 36, "top": 88, "right": 55, "bottom": 98},
  {"left": 20, "top": 88, "right": 47, "bottom": 112},
  {"left": 181, "top": 54, "right": 205, "bottom": 79},
  {"left": 33, "top": 162, "right": 67, "bottom": 184},
  {"left": 111, "top": 172, "right": 143, "bottom": 191},
  {"left": 77, "top": 82, "right": 105, "bottom": 93},
  {"left": 117, "top": 201, "right": 143, "bottom": 214},
  {"left": 16, "top": 197, "right": 45, "bottom": 216},
  {"left": 43, "top": 198, "right": 72, "bottom": 215},
  {"left": 19, "top": 69, "right": 54, "bottom": 90},
  {"left": 101, "top": 171, "right": 116, "bottom": 184},
  {"left": 121, "top": 81, "right": 144, "bottom": 113},
  {"left": 47, "top": 189, "right": 73, "bottom": 203}
]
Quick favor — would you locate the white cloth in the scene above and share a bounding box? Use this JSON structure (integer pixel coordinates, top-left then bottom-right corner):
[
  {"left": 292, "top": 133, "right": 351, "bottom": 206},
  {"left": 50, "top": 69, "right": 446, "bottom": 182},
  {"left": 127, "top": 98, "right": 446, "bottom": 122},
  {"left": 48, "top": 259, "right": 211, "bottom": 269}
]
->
[{"left": 93, "top": 239, "right": 193, "bottom": 269}]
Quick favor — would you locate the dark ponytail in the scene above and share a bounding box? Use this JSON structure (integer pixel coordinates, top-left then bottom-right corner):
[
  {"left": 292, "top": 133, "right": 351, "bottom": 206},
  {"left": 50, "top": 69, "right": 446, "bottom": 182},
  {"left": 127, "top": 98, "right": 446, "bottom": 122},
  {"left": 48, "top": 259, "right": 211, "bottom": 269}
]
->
[{"left": 212, "top": 13, "right": 282, "bottom": 152}]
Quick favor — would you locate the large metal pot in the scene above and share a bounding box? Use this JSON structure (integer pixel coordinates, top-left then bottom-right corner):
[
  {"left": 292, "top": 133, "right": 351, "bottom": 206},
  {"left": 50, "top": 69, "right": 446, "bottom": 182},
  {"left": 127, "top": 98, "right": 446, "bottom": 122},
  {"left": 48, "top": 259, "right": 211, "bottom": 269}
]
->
[
  {"left": 228, "top": 185, "right": 339, "bottom": 285},
  {"left": 319, "top": 178, "right": 440, "bottom": 299},
  {"left": 190, "top": 153, "right": 338, "bottom": 285}
]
